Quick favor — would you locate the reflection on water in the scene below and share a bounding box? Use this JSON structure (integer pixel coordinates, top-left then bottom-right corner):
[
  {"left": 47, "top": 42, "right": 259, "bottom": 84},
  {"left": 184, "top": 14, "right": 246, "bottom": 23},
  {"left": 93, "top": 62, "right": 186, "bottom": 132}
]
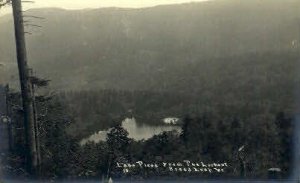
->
[
  {"left": 123, "top": 118, "right": 181, "bottom": 140},
  {"left": 80, "top": 118, "right": 181, "bottom": 145}
]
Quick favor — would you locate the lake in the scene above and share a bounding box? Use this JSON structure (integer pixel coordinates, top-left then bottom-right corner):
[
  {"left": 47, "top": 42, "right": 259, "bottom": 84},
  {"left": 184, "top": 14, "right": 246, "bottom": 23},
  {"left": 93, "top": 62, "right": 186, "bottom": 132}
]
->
[{"left": 80, "top": 118, "right": 182, "bottom": 145}]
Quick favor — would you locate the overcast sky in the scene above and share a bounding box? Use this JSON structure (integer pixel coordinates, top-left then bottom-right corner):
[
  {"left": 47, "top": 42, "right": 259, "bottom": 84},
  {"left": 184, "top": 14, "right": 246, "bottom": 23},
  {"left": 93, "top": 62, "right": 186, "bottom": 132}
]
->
[{"left": 0, "top": 0, "right": 212, "bottom": 16}]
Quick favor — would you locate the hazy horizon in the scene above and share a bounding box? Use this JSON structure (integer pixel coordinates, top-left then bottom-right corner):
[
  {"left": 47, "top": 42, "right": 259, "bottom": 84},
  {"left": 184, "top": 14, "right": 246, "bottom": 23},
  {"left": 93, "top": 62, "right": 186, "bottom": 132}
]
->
[{"left": 0, "top": 0, "right": 212, "bottom": 16}]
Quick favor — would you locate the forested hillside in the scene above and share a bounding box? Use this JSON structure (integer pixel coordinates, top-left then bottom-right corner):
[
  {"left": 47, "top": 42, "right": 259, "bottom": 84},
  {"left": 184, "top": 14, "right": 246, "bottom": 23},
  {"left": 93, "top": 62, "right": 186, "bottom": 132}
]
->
[
  {"left": 1, "top": 0, "right": 299, "bottom": 180},
  {"left": 0, "top": 0, "right": 300, "bottom": 91}
]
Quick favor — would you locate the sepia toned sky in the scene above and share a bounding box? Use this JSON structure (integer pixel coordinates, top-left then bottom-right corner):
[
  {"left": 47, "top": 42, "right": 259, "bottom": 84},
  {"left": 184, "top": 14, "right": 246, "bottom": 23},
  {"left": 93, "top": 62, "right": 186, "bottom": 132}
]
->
[{"left": 0, "top": 0, "right": 212, "bottom": 16}]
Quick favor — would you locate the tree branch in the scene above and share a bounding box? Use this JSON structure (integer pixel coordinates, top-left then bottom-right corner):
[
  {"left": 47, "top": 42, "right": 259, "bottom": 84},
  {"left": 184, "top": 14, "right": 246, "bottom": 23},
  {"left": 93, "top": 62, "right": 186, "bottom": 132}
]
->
[{"left": 0, "top": 0, "right": 11, "bottom": 8}]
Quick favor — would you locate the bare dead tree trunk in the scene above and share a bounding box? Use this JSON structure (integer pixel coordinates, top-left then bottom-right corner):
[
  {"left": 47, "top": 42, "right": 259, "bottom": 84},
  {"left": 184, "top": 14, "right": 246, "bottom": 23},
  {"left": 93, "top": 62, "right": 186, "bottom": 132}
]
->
[
  {"left": 11, "top": 0, "right": 38, "bottom": 176},
  {"left": 29, "top": 69, "right": 41, "bottom": 175}
]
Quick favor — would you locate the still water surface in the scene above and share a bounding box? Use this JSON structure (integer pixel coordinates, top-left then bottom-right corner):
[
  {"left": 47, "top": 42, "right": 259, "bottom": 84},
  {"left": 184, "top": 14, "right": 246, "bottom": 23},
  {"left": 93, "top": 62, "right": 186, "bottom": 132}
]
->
[{"left": 80, "top": 118, "right": 181, "bottom": 145}]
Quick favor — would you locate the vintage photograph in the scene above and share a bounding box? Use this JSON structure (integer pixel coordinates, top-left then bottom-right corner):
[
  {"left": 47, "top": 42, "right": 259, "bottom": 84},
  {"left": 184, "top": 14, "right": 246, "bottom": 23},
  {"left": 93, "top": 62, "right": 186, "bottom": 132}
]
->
[{"left": 0, "top": 0, "right": 299, "bottom": 182}]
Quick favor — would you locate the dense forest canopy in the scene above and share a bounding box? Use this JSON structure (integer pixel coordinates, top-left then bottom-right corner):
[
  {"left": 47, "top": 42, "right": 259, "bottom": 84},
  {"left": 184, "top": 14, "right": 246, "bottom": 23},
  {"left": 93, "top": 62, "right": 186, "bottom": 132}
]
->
[{"left": 0, "top": 0, "right": 299, "bottom": 181}]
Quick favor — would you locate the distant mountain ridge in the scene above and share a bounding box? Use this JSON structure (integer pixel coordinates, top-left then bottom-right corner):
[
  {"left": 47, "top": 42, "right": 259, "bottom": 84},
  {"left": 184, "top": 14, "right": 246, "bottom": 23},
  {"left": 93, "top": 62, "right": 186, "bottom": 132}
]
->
[{"left": 0, "top": 0, "right": 300, "bottom": 92}]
